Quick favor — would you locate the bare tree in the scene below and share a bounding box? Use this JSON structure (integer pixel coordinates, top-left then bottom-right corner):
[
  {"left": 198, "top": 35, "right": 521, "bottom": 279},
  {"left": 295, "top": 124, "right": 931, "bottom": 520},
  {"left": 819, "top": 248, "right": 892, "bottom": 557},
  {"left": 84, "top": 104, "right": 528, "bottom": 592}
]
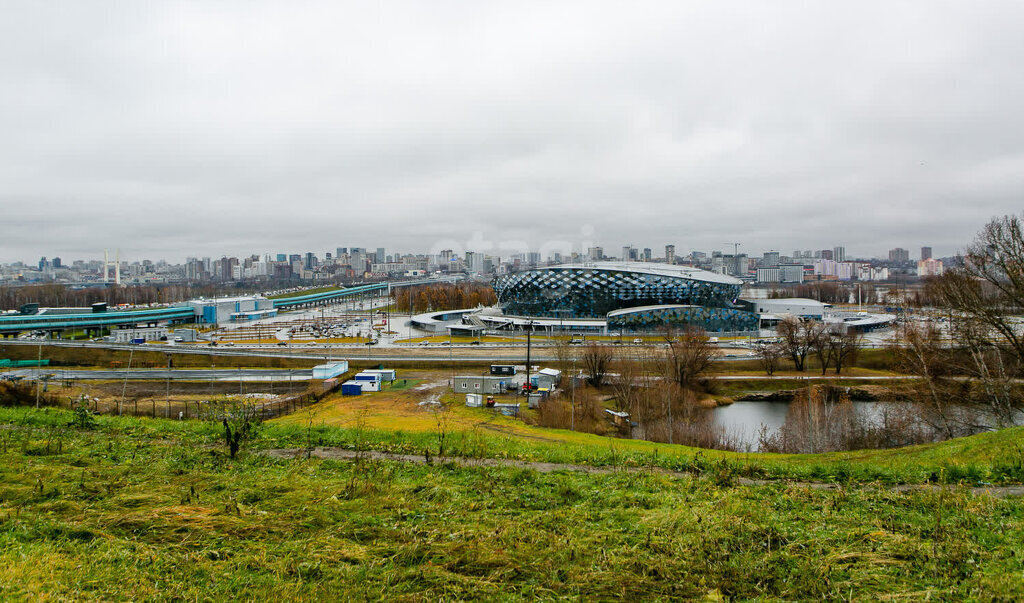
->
[
  {"left": 662, "top": 327, "right": 716, "bottom": 389},
  {"left": 926, "top": 214, "right": 1024, "bottom": 424},
  {"left": 777, "top": 317, "right": 825, "bottom": 372},
  {"left": 930, "top": 214, "right": 1024, "bottom": 360},
  {"left": 828, "top": 328, "right": 862, "bottom": 375},
  {"left": 581, "top": 343, "right": 613, "bottom": 388},
  {"left": 949, "top": 315, "right": 1023, "bottom": 428},
  {"left": 890, "top": 322, "right": 967, "bottom": 440},
  {"left": 810, "top": 323, "right": 832, "bottom": 375},
  {"left": 754, "top": 340, "right": 785, "bottom": 376}
]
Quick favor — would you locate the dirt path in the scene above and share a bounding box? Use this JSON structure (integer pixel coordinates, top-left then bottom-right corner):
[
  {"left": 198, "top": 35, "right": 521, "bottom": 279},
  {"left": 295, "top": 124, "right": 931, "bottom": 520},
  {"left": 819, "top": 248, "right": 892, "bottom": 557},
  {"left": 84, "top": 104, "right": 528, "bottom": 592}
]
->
[{"left": 260, "top": 447, "right": 1024, "bottom": 498}]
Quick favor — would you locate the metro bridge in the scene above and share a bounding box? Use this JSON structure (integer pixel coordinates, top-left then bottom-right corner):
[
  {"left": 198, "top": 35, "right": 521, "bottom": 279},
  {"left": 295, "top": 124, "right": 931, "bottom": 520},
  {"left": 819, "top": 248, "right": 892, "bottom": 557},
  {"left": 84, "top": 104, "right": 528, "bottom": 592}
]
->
[
  {"left": 0, "top": 306, "right": 197, "bottom": 338},
  {"left": 0, "top": 276, "right": 462, "bottom": 337},
  {"left": 270, "top": 277, "right": 461, "bottom": 310}
]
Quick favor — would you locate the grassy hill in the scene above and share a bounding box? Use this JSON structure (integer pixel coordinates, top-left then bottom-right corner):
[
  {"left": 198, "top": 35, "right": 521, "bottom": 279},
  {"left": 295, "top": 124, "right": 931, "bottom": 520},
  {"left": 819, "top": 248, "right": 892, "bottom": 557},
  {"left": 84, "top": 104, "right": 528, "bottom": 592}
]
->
[{"left": 1, "top": 405, "right": 1024, "bottom": 599}]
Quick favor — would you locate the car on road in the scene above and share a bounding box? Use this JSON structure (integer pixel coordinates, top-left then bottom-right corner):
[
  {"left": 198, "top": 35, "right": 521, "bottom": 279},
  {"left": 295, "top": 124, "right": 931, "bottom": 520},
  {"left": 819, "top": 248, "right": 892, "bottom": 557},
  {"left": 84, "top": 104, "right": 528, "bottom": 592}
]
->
[
  {"left": 419, "top": 341, "right": 431, "bottom": 346},
  {"left": 632, "top": 338, "right": 643, "bottom": 344}
]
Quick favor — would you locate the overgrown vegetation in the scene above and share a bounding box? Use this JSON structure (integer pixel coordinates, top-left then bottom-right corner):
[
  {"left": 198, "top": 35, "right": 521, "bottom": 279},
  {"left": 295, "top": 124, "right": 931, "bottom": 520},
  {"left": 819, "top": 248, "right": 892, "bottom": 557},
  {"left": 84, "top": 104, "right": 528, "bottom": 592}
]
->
[{"left": 0, "top": 407, "right": 1023, "bottom": 599}]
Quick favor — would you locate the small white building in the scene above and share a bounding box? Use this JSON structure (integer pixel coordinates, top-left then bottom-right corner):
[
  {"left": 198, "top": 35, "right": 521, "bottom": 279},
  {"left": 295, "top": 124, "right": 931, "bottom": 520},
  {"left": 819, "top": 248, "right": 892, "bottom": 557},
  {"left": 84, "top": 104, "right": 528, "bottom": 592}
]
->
[
  {"left": 746, "top": 298, "right": 827, "bottom": 320},
  {"left": 111, "top": 327, "right": 168, "bottom": 343},
  {"left": 535, "top": 368, "right": 562, "bottom": 390}
]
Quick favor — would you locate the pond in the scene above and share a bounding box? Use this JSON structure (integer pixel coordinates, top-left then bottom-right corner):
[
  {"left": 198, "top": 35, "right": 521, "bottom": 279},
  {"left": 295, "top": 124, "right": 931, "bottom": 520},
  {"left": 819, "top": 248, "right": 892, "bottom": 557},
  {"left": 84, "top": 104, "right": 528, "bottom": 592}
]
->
[{"left": 711, "top": 399, "right": 1024, "bottom": 452}]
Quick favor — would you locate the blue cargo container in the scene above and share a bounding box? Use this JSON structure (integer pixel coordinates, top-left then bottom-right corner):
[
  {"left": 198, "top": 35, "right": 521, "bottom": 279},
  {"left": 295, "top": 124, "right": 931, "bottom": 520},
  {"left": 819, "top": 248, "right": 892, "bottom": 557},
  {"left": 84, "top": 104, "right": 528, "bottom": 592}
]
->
[{"left": 341, "top": 381, "right": 364, "bottom": 396}]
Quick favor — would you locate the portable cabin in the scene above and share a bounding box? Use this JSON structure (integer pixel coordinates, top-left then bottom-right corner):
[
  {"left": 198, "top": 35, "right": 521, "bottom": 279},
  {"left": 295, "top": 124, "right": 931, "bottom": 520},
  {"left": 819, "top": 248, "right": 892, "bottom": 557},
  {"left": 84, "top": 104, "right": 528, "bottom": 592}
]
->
[
  {"left": 454, "top": 375, "right": 507, "bottom": 394},
  {"left": 353, "top": 373, "right": 381, "bottom": 391},
  {"left": 535, "top": 368, "right": 562, "bottom": 389},
  {"left": 362, "top": 368, "right": 396, "bottom": 382},
  {"left": 489, "top": 364, "right": 516, "bottom": 376},
  {"left": 465, "top": 393, "right": 483, "bottom": 407},
  {"left": 341, "top": 381, "right": 364, "bottom": 396}
]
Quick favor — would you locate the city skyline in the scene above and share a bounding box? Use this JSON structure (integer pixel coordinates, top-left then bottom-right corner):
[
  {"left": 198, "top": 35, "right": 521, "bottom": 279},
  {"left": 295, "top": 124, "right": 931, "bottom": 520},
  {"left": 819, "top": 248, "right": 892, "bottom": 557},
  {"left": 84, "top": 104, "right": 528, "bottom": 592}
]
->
[{"left": 3, "top": 240, "right": 946, "bottom": 268}]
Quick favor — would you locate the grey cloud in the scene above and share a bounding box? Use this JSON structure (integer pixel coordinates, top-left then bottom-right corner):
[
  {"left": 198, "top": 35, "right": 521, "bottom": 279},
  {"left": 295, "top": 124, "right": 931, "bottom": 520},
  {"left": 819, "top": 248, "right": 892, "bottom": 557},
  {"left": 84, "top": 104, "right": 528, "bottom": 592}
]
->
[{"left": 2, "top": 1, "right": 1024, "bottom": 263}]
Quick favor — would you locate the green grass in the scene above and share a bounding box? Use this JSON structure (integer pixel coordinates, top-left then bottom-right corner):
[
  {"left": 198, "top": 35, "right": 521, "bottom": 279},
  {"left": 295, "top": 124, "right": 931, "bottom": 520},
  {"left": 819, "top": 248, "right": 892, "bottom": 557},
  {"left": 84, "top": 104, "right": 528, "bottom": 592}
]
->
[
  {"left": 1, "top": 407, "right": 1023, "bottom": 599},
  {"left": 268, "top": 407, "right": 1024, "bottom": 486}
]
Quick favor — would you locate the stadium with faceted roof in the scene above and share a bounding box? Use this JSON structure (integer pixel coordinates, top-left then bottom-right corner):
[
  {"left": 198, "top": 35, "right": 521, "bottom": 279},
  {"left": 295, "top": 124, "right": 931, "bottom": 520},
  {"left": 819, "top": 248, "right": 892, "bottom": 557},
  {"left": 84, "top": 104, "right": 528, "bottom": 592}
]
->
[{"left": 490, "top": 262, "right": 759, "bottom": 333}]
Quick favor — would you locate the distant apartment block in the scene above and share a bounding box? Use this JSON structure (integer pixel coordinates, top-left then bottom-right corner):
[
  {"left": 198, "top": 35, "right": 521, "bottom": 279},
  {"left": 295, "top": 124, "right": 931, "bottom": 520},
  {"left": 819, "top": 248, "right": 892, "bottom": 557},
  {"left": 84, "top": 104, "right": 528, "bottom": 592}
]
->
[{"left": 889, "top": 248, "right": 910, "bottom": 262}]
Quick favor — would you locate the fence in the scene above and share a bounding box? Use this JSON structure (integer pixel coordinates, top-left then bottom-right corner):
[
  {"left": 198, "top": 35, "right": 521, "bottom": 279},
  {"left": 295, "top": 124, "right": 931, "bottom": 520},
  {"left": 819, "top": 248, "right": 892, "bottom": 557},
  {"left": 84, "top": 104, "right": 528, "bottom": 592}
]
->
[{"left": 61, "top": 380, "right": 343, "bottom": 422}]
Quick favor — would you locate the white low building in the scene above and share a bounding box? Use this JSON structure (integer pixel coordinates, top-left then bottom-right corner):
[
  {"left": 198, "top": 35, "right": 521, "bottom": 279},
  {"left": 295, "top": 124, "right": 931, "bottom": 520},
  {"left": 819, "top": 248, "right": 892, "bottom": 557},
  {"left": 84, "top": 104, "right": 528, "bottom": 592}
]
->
[{"left": 745, "top": 298, "right": 827, "bottom": 320}]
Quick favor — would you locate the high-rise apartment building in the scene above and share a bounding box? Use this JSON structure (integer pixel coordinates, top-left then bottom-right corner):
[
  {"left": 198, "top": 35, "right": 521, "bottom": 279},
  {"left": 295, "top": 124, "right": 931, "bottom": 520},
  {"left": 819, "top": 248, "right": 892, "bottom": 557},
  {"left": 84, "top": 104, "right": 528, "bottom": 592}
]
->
[
  {"left": 889, "top": 248, "right": 910, "bottom": 262},
  {"left": 918, "top": 258, "right": 944, "bottom": 277},
  {"left": 833, "top": 246, "right": 846, "bottom": 262},
  {"left": 780, "top": 264, "right": 805, "bottom": 283},
  {"left": 921, "top": 246, "right": 932, "bottom": 260},
  {"left": 665, "top": 245, "right": 675, "bottom": 265}
]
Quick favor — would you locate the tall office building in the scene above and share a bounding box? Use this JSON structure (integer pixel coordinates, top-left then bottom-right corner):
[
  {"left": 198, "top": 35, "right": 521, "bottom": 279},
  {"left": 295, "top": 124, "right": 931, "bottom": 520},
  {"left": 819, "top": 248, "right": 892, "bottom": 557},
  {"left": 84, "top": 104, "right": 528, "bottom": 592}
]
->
[
  {"left": 762, "top": 251, "right": 780, "bottom": 268},
  {"left": 376, "top": 247, "right": 385, "bottom": 263}
]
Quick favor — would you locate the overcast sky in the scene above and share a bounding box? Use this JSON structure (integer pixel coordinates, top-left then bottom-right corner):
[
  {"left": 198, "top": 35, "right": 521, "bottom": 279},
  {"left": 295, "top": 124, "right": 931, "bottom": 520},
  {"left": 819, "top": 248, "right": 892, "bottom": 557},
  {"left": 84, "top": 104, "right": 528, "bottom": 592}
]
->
[{"left": 3, "top": 1, "right": 1023, "bottom": 264}]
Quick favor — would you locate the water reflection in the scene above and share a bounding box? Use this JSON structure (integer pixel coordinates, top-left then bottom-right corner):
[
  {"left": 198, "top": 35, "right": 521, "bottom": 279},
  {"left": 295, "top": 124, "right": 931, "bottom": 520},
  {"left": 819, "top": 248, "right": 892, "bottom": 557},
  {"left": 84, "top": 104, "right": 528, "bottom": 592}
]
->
[
  {"left": 712, "top": 400, "right": 1023, "bottom": 452},
  {"left": 711, "top": 401, "right": 791, "bottom": 451}
]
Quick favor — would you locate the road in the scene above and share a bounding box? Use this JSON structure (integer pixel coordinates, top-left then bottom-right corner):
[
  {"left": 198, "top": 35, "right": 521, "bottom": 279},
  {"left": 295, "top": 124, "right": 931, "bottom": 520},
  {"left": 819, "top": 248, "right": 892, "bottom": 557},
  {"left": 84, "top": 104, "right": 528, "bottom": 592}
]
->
[
  {"left": 0, "top": 339, "right": 561, "bottom": 363},
  {"left": 3, "top": 367, "right": 313, "bottom": 381}
]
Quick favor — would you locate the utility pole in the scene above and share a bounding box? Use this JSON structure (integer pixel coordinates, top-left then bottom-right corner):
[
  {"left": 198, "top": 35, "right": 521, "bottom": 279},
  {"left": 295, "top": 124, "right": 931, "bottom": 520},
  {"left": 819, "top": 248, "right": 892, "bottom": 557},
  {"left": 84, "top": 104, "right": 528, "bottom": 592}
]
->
[
  {"left": 570, "top": 355, "right": 576, "bottom": 431},
  {"left": 525, "top": 321, "right": 533, "bottom": 397},
  {"left": 166, "top": 354, "right": 171, "bottom": 418},
  {"left": 35, "top": 341, "right": 42, "bottom": 409},
  {"left": 119, "top": 348, "right": 133, "bottom": 415}
]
